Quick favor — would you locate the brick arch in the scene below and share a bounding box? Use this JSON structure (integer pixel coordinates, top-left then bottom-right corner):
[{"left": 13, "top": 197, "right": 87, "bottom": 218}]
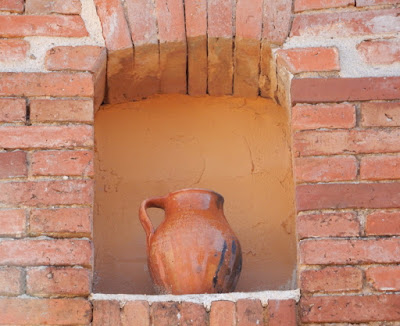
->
[{"left": 93, "top": 0, "right": 292, "bottom": 103}]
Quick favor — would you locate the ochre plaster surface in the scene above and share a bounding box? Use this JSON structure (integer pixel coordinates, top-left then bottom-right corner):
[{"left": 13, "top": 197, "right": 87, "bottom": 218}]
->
[{"left": 94, "top": 94, "right": 296, "bottom": 294}]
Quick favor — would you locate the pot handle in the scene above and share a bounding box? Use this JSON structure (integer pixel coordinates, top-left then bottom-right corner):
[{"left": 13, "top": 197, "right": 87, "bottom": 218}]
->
[{"left": 139, "top": 196, "right": 166, "bottom": 246}]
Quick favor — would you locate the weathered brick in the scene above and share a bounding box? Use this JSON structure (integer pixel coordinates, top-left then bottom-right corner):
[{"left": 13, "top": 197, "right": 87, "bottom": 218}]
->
[
  {"left": 180, "top": 302, "right": 207, "bottom": 326},
  {"left": 45, "top": 46, "right": 106, "bottom": 73},
  {"left": 207, "top": 0, "right": 232, "bottom": 38},
  {"left": 297, "top": 212, "right": 360, "bottom": 239},
  {"left": 361, "top": 101, "right": 400, "bottom": 127},
  {"left": 366, "top": 211, "right": 400, "bottom": 235},
  {"left": 121, "top": 301, "right": 150, "bottom": 326},
  {"left": 296, "top": 183, "right": 400, "bottom": 211},
  {"left": 295, "top": 156, "right": 357, "bottom": 183},
  {"left": 0, "top": 209, "right": 25, "bottom": 237},
  {"left": 93, "top": 0, "right": 132, "bottom": 51},
  {"left": 0, "top": 72, "right": 94, "bottom": 97},
  {"left": 291, "top": 76, "right": 400, "bottom": 104},
  {"left": 31, "top": 150, "right": 93, "bottom": 177},
  {"left": 26, "top": 267, "right": 90, "bottom": 297},
  {"left": 0, "top": 125, "right": 93, "bottom": 149},
  {"left": 236, "top": 299, "right": 263, "bottom": 326},
  {"left": 151, "top": 302, "right": 180, "bottom": 326},
  {"left": 361, "top": 155, "right": 400, "bottom": 180},
  {"left": 0, "top": 151, "right": 27, "bottom": 178},
  {"left": 294, "top": 129, "right": 400, "bottom": 157},
  {"left": 30, "top": 207, "right": 91, "bottom": 237},
  {"left": 295, "top": 0, "right": 354, "bottom": 11},
  {"left": 366, "top": 266, "right": 400, "bottom": 291},
  {"left": 301, "top": 294, "right": 400, "bottom": 323},
  {"left": 0, "top": 15, "right": 88, "bottom": 38},
  {"left": 301, "top": 267, "right": 363, "bottom": 293},
  {"left": 268, "top": 300, "right": 297, "bottom": 326},
  {"left": 0, "top": 298, "right": 92, "bottom": 325},
  {"left": 210, "top": 301, "right": 236, "bottom": 326},
  {"left": 0, "top": 0, "right": 23, "bottom": 12},
  {"left": 185, "top": 0, "right": 206, "bottom": 38},
  {"left": 155, "top": 0, "right": 185, "bottom": 42},
  {"left": 357, "top": 0, "right": 400, "bottom": 6},
  {"left": 0, "top": 39, "right": 29, "bottom": 62},
  {"left": 358, "top": 39, "right": 400, "bottom": 65},
  {"left": 30, "top": 99, "right": 93, "bottom": 123},
  {"left": 25, "top": 0, "right": 81, "bottom": 14},
  {"left": 0, "top": 98, "right": 25, "bottom": 123},
  {"left": 300, "top": 238, "right": 400, "bottom": 265},
  {"left": 93, "top": 300, "right": 121, "bottom": 326},
  {"left": 0, "top": 239, "right": 92, "bottom": 266},
  {"left": 277, "top": 47, "right": 340, "bottom": 74},
  {"left": 262, "top": 0, "right": 292, "bottom": 45},
  {"left": 0, "top": 267, "right": 23, "bottom": 296},
  {"left": 291, "top": 9, "right": 400, "bottom": 37},
  {"left": 0, "top": 180, "right": 93, "bottom": 206},
  {"left": 236, "top": 0, "right": 263, "bottom": 39}
]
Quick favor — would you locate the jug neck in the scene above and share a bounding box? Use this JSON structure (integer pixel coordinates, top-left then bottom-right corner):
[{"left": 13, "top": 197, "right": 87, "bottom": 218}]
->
[{"left": 165, "top": 189, "right": 224, "bottom": 214}]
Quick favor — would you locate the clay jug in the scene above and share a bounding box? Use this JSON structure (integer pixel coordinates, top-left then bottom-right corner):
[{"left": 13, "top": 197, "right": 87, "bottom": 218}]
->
[{"left": 139, "top": 188, "right": 242, "bottom": 294}]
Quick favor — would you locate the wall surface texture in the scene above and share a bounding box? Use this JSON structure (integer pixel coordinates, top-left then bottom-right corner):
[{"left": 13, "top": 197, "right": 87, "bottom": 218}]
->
[{"left": 0, "top": 0, "right": 400, "bottom": 325}]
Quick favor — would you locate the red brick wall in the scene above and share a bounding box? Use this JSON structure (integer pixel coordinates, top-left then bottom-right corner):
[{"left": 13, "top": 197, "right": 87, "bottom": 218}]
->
[{"left": 1, "top": 0, "right": 400, "bottom": 324}]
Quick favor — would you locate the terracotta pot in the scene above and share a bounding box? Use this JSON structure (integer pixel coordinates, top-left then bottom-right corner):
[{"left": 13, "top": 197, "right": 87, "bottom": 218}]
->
[{"left": 139, "top": 188, "right": 242, "bottom": 294}]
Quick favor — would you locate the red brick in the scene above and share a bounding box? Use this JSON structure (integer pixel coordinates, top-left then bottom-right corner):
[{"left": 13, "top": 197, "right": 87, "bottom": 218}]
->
[
  {"left": 236, "top": 0, "right": 263, "bottom": 39},
  {"left": 262, "top": 0, "right": 292, "bottom": 45},
  {"left": 210, "top": 301, "right": 236, "bottom": 326},
  {"left": 121, "top": 301, "right": 150, "bottom": 326},
  {"left": 366, "top": 266, "right": 400, "bottom": 291},
  {"left": 300, "top": 238, "right": 400, "bottom": 265},
  {"left": 30, "top": 207, "right": 91, "bottom": 237},
  {"left": 151, "top": 302, "right": 180, "bottom": 326},
  {"left": 295, "top": 0, "right": 354, "bottom": 11},
  {"left": 0, "top": 209, "right": 25, "bottom": 237},
  {"left": 291, "top": 76, "right": 400, "bottom": 104},
  {"left": 0, "top": 15, "right": 88, "bottom": 38},
  {"left": 361, "top": 155, "right": 400, "bottom": 180},
  {"left": 0, "top": 125, "right": 93, "bottom": 149},
  {"left": 0, "top": 0, "right": 23, "bottom": 12},
  {"left": 0, "top": 298, "right": 92, "bottom": 325},
  {"left": 297, "top": 212, "right": 360, "bottom": 239},
  {"left": 295, "top": 156, "right": 357, "bottom": 183},
  {"left": 291, "top": 9, "right": 400, "bottom": 37},
  {"left": 301, "top": 267, "right": 362, "bottom": 293},
  {"left": 0, "top": 98, "right": 25, "bottom": 123},
  {"left": 0, "top": 267, "right": 23, "bottom": 296},
  {"left": 184, "top": 0, "right": 207, "bottom": 38},
  {"left": 301, "top": 294, "right": 400, "bottom": 323},
  {"left": 0, "top": 151, "right": 27, "bottom": 178},
  {"left": 268, "top": 300, "right": 297, "bottom": 326},
  {"left": 31, "top": 150, "right": 93, "bottom": 177},
  {"left": 93, "top": 300, "right": 121, "bottom": 325},
  {"left": 0, "top": 72, "right": 94, "bottom": 97},
  {"left": 366, "top": 211, "right": 400, "bottom": 235},
  {"left": 155, "top": 0, "right": 185, "bottom": 43},
  {"left": 296, "top": 182, "right": 400, "bottom": 211},
  {"left": 125, "top": 0, "right": 158, "bottom": 45},
  {"left": 0, "top": 180, "right": 93, "bottom": 206},
  {"left": 93, "top": 0, "right": 132, "bottom": 51},
  {"left": 180, "top": 302, "right": 207, "bottom": 326},
  {"left": 358, "top": 39, "right": 400, "bottom": 65},
  {"left": 207, "top": 0, "right": 233, "bottom": 38},
  {"left": 294, "top": 129, "right": 400, "bottom": 157},
  {"left": 357, "top": 0, "right": 400, "bottom": 6},
  {"left": 0, "top": 239, "right": 92, "bottom": 266},
  {"left": 236, "top": 299, "right": 263, "bottom": 326},
  {"left": 278, "top": 47, "right": 340, "bottom": 74},
  {"left": 0, "top": 39, "right": 29, "bottom": 62},
  {"left": 45, "top": 46, "right": 106, "bottom": 73},
  {"left": 361, "top": 101, "right": 400, "bottom": 127},
  {"left": 30, "top": 99, "right": 93, "bottom": 123},
  {"left": 26, "top": 267, "right": 90, "bottom": 297},
  {"left": 25, "top": 0, "right": 81, "bottom": 14}
]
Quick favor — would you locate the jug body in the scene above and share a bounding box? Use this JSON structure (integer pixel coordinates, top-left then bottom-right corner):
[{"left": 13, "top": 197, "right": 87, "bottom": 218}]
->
[{"left": 139, "top": 188, "right": 242, "bottom": 294}]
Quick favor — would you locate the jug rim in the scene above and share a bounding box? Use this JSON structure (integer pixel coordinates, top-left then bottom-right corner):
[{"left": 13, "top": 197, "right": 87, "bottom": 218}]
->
[{"left": 168, "top": 188, "right": 223, "bottom": 199}]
